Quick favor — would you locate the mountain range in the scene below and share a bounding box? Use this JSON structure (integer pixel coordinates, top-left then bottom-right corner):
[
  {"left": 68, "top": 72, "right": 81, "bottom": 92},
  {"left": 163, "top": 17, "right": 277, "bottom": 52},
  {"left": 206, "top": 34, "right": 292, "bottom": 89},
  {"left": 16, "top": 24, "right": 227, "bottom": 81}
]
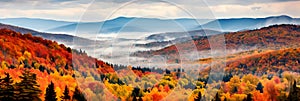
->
[
  {"left": 0, "top": 18, "right": 73, "bottom": 31},
  {"left": 133, "top": 24, "right": 300, "bottom": 62},
  {"left": 2, "top": 15, "right": 299, "bottom": 35},
  {"left": 199, "top": 15, "right": 300, "bottom": 32},
  {"left": 0, "top": 23, "right": 92, "bottom": 46},
  {"left": 46, "top": 17, "right": 210, "bottom": 34}
]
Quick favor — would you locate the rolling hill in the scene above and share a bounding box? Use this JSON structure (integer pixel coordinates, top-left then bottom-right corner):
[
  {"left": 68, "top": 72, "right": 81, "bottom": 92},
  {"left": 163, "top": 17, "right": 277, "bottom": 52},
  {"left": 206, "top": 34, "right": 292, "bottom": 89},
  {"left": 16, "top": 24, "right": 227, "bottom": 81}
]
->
[
  {"left": 133, "top": 24, "right": 300, "bottom": 62},
  {"left": 225, "top": 47, "right": 300, "bottom": 74},
  {"left": 3, "top": 15, "right": 300, "bottom": 36},
  {"left": 198, "top": 15, "right": 300, "bottom": 32},
  {"left": 0, "top": 23, "right": 92, "bottom": 46},
  {"left": 47, "top": 17, "right": 210, "bottom": 34},
  {"left": 134, "top": 29, "right": 222, "bottom": 51},
  {"left": 145, "top": 29, "right": 222, "bottom": 41},
  {"left": 0, "top": 18, "right": 73, "bottom": 31},
  {"left": 0, "top": 28, "right": 116, "bottom": 101},
  {"left": 1, "top": 26, "right": 299, "bottom": 101},
  {"left": 0, "top": 28, "right": 180, "bottom": 101},
  {"left": 50, "top": 15, "right": 300, "bottom": 34}
]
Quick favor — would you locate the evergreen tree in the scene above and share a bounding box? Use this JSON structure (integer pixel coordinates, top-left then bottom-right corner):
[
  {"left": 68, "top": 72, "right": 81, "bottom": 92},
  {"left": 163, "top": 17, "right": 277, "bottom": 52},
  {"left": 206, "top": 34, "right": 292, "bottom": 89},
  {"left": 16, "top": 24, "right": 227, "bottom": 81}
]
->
[
  {"left": 61, "top": 86, "right": 71, "bottom": 101},
  {"left": 131, "top": 87, "right": 142, "bottom": 101},
  {"left": 256, "top": 82, "right": 264, "bottom": 93},
  {"left": 0, "top": 73, "right": 15, "bottom": 101},
  {"left": 72, "top": 86, "right": 86, "bottom": 101},
  {"left": 15, "top": 70, "right": 42, "bottom": 101},
  {"left": 45, "top": 81, "right": 57, "bottom": 101},
  {"left": 232, "top": 86, "right": 238, "bottom": 93},
  {"left": 244, "top": 94, "right": 252, "bottom": 101},
  {"left": 287, "top": 80, "right": 299, "bottom": 101},
  {"left": 65, "top": 63, "right": 69, "bottom": 70},
  {"left": 214, "top": 92, "right": 221, "bottom": 101},
  {"left": 194, "top": 91, "right": 201, "bottom": 101}
]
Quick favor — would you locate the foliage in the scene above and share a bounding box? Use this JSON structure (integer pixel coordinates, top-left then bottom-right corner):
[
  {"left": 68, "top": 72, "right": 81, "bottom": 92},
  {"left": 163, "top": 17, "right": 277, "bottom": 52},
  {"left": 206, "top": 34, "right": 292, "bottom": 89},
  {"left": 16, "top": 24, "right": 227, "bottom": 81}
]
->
[{"left": 1, "top": 25, "right": 300, "bottom": 101}]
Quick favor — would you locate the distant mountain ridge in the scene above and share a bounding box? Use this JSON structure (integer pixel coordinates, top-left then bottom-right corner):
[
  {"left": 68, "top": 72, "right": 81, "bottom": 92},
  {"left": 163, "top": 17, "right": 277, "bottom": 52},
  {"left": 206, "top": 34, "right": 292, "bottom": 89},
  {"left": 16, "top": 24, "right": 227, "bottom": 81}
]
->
[
  {"left": 0, "top": 23, "right": 91, "bottom": 46},
  {"left": 47, "top": 17, "right": 211, "bottom": 34},
  {"left": 199, "top": 15, "right": 300, "bottom": 32},
  {"left": 133, "top": 24, "right": 300, "bottom": 62},
  {"left": 1, "top": 15, "right": 300, "bottom": 35},
  {"left": 145, "top": 29, "right": 221, "bottom": 41},
  {"left": 0, "top": 18, "right": 74, "bottom": 31},
  {"left": 134, "top": 29, "right": 222, "bottom": 48}
]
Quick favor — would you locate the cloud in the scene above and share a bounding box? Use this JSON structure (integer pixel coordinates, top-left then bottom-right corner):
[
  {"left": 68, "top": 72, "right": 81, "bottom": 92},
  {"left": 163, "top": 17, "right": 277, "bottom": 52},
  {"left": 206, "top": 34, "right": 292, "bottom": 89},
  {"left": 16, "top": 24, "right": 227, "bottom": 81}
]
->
[
  {"left": 251, "top": 7, "right": 262, "bottom": 11},
  {"left": 0, "top": 0, "right": 300, "bottom": 22},
  {"left": 205, "top": 0, "right": 300, "bottom": 5},
  {"left": 89, "top": 0, "right": 300, "bottom": 6},
  {"left": 209, "top": 1, "right": 300, "bottom": 18},
  {"left": 0, "top": 0, "right": 92, "bottom": 10},
  {"left": 79, "top": 1, "right": 190, "bottom": 21}
]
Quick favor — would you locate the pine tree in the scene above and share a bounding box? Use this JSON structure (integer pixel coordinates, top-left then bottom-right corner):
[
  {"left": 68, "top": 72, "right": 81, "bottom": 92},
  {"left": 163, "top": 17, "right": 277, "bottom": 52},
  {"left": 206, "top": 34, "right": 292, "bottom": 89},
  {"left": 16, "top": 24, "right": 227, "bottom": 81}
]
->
[
  {"left": 287, "top": 80, "right": 299, "bottom": 101},
  {"left": 232, "top": 86, "right": 238, "bottom": 93},
  {"left": 214, "top": 92, "right": 221, "bottom": 101},
  {"left": 0, "top": 73, "right": 15, "bottom": 101},
  {"left": 244, "top": 94, "right": 252, "bottom": 101},
  {"left": 15, "top": 70, "right": 42, "bottom": 101},
  {"left": 61, "top": 86, "right": 71, "bottom": 101},
  {"left": 45, "top": 81, "right": 57, "bottom": 101},
  {"left": 194, "top": 91, "right": 201, "bottom": 101},
  {"left": 256, "top": 82, "right": 264, "bottom": 93},
  {"left": 131, "top": 87, "right": 142, "bottom": 101},
  {"left": 72, "top": 86, "right": 86, "bottom": 101}
]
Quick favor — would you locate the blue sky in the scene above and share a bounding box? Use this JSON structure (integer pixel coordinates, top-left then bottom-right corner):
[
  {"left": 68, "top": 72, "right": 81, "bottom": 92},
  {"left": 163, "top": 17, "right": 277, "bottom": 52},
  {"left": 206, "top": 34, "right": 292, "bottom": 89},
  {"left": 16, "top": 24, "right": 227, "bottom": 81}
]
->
[{"left": 0, "top": 0, "right": 300, "bottom": 22}]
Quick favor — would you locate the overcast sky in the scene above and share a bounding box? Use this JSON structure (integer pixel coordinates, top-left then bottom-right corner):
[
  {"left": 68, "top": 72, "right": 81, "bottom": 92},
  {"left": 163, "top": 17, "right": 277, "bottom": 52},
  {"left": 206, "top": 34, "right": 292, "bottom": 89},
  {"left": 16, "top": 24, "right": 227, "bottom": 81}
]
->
[{"left": 0, "top": 0, "right": 300, "bottom": 22}]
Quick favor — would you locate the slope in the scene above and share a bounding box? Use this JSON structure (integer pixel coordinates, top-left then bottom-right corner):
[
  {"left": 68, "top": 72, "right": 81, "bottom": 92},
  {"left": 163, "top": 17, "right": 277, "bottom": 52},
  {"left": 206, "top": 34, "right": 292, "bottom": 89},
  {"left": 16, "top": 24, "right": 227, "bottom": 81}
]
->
[
  {"left": 133, "top": 24, "right": 300, "bottom": 62},
  {"left": 0, "top": 23, "right": 92, "bottom": 46},
  {"left": 0, "top": 28, "right": 114, "bottom": 100}
]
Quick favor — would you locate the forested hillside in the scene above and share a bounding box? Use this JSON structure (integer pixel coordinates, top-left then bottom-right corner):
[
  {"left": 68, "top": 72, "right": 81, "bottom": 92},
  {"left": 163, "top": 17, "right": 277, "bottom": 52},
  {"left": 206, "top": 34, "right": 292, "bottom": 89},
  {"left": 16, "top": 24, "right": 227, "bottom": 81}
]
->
[
  {"left": 0, "top": 28, "right": 179, "bottom": 101},
  {"left": 196, "top": 47, "right": 300, "bottom": 101},
  {"left": 133, "top": 24, "right": 300, "bottom": 62},
  {"left": 1, "top": 26, "right": 300, "bottom": 101},
  {"left": 0, "top": 28, "right": 114, "bottom": 101}
]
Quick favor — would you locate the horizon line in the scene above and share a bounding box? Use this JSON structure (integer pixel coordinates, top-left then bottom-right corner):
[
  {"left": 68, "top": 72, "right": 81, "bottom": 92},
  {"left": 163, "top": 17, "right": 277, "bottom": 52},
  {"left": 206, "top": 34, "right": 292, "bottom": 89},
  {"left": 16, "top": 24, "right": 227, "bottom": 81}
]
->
[{"left": 0, "top": 14, "right": 298, "bottom": 23}]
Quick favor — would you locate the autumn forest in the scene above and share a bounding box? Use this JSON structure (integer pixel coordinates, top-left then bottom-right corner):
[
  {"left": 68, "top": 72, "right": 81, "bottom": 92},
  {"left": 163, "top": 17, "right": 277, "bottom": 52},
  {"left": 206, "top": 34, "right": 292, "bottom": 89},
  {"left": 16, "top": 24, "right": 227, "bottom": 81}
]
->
[{"left": 1, "top": 23, "right": 300, "bottom": 101}]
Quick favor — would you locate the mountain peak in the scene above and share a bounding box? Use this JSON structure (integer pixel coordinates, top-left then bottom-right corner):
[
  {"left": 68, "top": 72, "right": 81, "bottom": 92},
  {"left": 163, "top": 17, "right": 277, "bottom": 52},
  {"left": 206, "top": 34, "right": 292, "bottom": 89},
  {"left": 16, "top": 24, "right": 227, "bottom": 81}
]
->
[
  {"left": 112, "top": 16, "right": 135, "bottom": 20},
  {"left": 267, "top": 15, "right": 293, "bottom": 19}
]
